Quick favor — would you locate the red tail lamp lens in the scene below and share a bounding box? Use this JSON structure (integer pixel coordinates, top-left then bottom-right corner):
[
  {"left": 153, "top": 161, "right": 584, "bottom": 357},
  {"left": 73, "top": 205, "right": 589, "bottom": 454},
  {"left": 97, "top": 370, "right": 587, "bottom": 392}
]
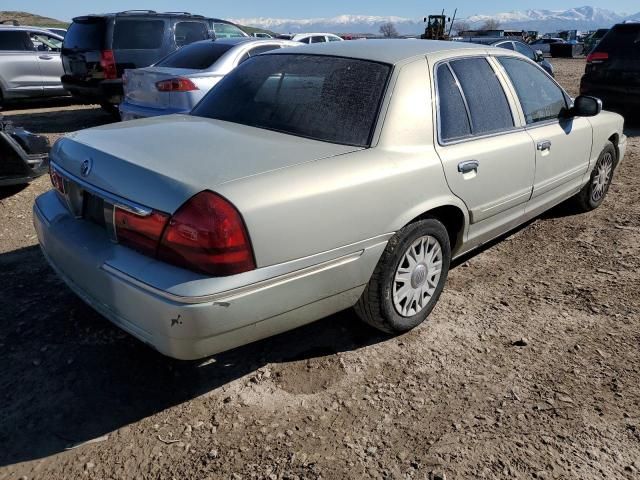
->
[
  {"left": 114, "top": 208, "right": 170, "bottom": 257},
  {"left": 586, "top": 52, "right": 609, "bottom": 63},
  {"left": 155, "top": 78, "right": 198, "bottom": 92},
  {"left": 100, "top": 50, "right": 117, "bottom": 80},
  {"left": 49, "top": 166, "right": 65, "bottom": 194},
  {"left": 157, "top": 191, "right": 255, "bottom": 276}
]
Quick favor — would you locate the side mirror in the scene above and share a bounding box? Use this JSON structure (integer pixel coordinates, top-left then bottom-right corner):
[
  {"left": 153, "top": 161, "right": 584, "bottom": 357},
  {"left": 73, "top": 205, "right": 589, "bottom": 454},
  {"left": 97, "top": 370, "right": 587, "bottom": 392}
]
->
[
  {"left": 567, "top": 95, "right": 602, "bottom": 117},
  {"left": 535, "top": 50, "right": 544, "bottom": 62}
]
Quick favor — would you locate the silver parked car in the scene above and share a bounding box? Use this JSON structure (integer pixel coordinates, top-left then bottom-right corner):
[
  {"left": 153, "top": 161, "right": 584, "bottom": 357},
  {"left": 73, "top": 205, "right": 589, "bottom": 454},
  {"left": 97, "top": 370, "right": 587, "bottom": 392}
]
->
[
  {"left": 35, "top": 40, "right": 626, "bottom": 360},
  {"left": 0, "top": 26, "right": 66, "bottom": 106},
  {"left": 119, "top": 38, "right": 299, "bottom": 120}
]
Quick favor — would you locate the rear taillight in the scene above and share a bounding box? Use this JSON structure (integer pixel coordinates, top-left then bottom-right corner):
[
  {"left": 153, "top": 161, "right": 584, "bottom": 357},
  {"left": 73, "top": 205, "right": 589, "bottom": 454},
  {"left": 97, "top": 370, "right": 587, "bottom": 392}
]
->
[
  {"left": 157, "top": 191, "right": 255, "bottom": 276},
  {"left": 49, "top": 165, "right": 65, "bottom": 193},
  {"left": 586, "top": 51, "right": 609, "bottom": 63},
  {"left": 114, "top": 208, "right": 170, "bottom": 257},
  {"left": 100, "top": 50, "right": 117, "bottom": 80},
  {"left": 155, "top": 78, "right": 198, "bottom": 92}
]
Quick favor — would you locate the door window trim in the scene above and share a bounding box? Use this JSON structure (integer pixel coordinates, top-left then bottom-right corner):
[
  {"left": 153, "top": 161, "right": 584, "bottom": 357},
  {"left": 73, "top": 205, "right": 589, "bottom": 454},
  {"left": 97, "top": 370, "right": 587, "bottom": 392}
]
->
[{"left": 433, "top": 56, "right": 522, "bottom": 147}]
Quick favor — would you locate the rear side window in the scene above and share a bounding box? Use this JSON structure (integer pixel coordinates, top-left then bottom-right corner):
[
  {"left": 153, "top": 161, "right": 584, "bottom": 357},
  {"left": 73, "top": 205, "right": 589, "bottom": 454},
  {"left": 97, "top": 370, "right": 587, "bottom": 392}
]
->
[
  {"left": 212, "top": 22, "right": 246, "bottom": 39},
  {"left": 0, "top": 31, "right": 33, "bottom": 51},
  {"left": 191, "top": 54, "right": 391, "bottom": 147},
  {"left": 497, "top": 42, "right": 514, "bottom": 50},
  {"left": 447, "top": 58, "right": 514, "bottom": 136},
  {"left": 311, "top": 36, "right": 326, "bottom": 43},
  {"left": 64, "top": 19, "right": 106, "bottom": 50},
  {"left": 596, "top": 25, "right": 640, "bottom": 58},
  {"left": 113, "top": 20, "right": 165, "bottom": 50},
  {"left": 498, "top": 56, "right": 567, "bottom": 124},
  {"left": 156, "top": 42, "right": 233, "bottom": 69},
  {"left": 436, "top": 65, "right": 471, "bottom": 142},
  {"left": 174, "top": 22, "right": 209, "bottom": 48}
]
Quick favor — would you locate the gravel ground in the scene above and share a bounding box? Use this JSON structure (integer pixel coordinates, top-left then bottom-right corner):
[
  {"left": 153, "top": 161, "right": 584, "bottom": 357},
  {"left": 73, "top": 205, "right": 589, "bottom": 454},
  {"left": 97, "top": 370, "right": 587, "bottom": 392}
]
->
[{"left": 0, "top": 59, "right": 639, "bottom": 480}]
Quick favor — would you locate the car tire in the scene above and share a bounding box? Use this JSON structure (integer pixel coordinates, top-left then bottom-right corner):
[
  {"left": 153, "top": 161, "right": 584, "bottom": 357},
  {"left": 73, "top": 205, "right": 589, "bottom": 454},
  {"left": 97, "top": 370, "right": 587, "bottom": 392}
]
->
[
  {"left": 572, "top": 141, "right": 616, "bottom": 212},
  {"left": 100, "top": 103, "right": 120, "bottom": 120},
  {"left": 355, "top": 218, "right": 451, "bottom": 334}
]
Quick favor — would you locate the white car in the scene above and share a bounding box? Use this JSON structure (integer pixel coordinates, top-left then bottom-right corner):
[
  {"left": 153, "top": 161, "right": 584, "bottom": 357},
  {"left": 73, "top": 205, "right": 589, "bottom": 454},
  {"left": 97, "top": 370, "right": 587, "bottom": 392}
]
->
[{"left": 291, "top": 33, "right": 344, "bottom": 43}]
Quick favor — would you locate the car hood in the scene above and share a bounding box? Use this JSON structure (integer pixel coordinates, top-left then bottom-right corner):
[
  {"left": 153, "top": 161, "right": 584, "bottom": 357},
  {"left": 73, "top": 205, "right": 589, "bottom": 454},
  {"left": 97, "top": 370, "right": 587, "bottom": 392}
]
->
[{"left": 53, "top": 114, "right": 362, "bottom": 213}]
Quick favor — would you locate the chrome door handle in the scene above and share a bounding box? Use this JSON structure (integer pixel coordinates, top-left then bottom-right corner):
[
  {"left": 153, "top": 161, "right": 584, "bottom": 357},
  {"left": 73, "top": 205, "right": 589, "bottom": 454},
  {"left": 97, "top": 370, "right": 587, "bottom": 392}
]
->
[
  {"left": 537, "top": 140, "right": 552, "bottom": 151},
  {"left": 39, "top": 55, "right": 54, "bottom": 60},
  {"left": 458, "top": 160, "right": 479, "bottom": 174}
]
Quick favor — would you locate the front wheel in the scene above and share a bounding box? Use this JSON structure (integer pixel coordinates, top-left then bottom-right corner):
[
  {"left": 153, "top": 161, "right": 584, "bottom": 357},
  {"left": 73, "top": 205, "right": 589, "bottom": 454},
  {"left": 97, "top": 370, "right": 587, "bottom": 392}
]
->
[
  {"left": 572, "top": 141, "right": 616, "bottom": 212},
  {"left": 355, "top": 219, "right": 451, "bottom": 334}
]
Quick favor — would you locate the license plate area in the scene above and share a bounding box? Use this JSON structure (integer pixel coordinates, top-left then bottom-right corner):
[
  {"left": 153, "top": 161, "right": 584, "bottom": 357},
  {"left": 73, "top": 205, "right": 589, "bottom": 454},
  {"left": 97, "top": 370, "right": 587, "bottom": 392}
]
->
[{"left": 82, "top": 191, "right": 106, "bottom": 228}]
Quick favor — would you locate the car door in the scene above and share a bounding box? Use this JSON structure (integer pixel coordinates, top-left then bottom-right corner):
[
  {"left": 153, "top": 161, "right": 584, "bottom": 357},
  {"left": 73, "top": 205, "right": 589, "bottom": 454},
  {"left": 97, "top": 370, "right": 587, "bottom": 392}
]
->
[
  {"left": 432, "top": 56, "right": 536, "bottom": 243},
  {"left": 29, "top": 31, "right": 65, "bottom": 95},
  {"left": 0, "top": 30, "right": 43, "bottom": 96},
  {"left": 496, "top": 56, "right": 593, "bottom": 212}
]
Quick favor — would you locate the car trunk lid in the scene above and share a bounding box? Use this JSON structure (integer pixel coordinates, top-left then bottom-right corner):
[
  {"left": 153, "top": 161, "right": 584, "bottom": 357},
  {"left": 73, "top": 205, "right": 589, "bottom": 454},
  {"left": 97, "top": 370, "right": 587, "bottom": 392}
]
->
[
  {"left": 123, "top": 67, "right": 201, "bottom": 108},
  {"left": 52, "top": 114, "right": 362, "bottom": 214}
]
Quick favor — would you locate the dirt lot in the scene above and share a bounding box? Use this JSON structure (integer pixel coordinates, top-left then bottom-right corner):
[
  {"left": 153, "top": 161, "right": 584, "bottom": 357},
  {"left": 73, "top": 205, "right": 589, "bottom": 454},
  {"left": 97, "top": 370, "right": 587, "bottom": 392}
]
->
[{"left": 0, "top": 59, "right": 638, "bottom": 480}]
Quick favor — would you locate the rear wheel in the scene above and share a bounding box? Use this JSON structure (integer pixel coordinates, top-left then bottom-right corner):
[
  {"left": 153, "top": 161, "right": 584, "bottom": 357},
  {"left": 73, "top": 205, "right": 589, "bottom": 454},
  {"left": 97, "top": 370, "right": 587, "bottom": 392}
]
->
[
  {"left": 100, "top": 102, "right": 120, "bottom": 120},
  {"left": 572, "top": 141, "right": 616, "bottom": 212},
  {"left": 355, "top": 219, "right": 451, "bottom": 334}
]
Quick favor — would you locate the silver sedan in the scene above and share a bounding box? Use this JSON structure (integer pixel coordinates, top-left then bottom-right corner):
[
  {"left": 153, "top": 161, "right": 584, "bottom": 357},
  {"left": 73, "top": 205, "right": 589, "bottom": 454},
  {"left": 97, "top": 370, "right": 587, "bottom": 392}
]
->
[
  {"left": 119, "top": 38, "right": 299, "bottom": 120},
  {"left": 35, "top": 40, "right": 626, "bottom": 360}
]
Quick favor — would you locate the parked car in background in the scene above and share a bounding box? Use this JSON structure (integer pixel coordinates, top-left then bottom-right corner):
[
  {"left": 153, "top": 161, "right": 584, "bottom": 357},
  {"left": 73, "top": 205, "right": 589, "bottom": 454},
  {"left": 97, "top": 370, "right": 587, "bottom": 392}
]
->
[
  {"left": 35, "top": 40, "right": 626, "bottom": 360},
  {"left": 61, "top": 11, "right": 242, "bottom": 115},
  {"left": 530, "top": 37, "right": 565, "bottom": 54},
  {"left": 290, "top": 33, "right": 344, "bottom": 43},
  {"left": 0, "top": 26, "right": 65, "bottom": 106},
  {"left": 0, "top": 116, "right": 49, "bottom": 186},
  {"left": 458, "top": 37, "right": 554, "bottom": 76},
  {"left": 119, "top": 38, "right": 298, "bottom": 120},
  {"left": 583, "top": 28, "right": 609, "bottom": 54},
  {"left": 46, "top": 28, "right": 67, "bottom": 38},
  {"left": 580, "top": 23, "right": 640, "bottom": 116}
]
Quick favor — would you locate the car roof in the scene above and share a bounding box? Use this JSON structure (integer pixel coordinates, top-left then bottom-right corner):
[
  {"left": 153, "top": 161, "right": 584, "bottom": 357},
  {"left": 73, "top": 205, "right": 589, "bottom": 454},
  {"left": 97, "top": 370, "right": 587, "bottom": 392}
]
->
[
  {"left": 0, "top": 25, "right": 64, "bottom": 38},
  {"left": 192, "top": 38, "right": 297, "bottom": 47},
  {"left": 268, "top": 39, "right": 488, "bottom": 65},
  {"left": 462, "top": 37, "right": 523, "bottom": 45}
]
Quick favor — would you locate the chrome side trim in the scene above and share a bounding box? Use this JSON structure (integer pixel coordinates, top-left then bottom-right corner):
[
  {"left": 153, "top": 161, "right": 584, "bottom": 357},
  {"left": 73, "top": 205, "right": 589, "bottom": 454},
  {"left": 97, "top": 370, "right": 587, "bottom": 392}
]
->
[
  {"left": 101, "top": 250, "right": 365, "bottom": 305},
  {"left": 50, "top": 161, "right": 154, "bottom": 217}
]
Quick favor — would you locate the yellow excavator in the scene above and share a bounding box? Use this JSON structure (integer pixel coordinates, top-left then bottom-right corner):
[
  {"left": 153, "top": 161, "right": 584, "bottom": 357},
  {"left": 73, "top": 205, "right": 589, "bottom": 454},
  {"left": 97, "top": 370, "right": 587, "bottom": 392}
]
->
[{"left": 420, "top": 9, "right": 457, "bottom": 40}]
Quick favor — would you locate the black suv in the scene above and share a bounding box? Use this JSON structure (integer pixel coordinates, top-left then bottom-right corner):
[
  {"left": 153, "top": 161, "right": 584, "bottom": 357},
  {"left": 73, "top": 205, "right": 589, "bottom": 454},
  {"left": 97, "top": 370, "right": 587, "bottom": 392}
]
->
[
  {"left": 580, "top": 23, "right": 640, "bottom": 115},
  {"left": 61, "top": 11, "right": 247, "bottom": 113}
]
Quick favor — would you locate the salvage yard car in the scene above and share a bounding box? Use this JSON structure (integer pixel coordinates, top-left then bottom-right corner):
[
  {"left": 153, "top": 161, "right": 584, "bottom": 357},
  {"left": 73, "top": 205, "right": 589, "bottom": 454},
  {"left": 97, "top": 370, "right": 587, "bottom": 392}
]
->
[
  {"left": 120, "top": 38, "right": 298, "bottom": 120},
  {"left": 34, "top": 41, "right": 626, "bottom": 360},
  {"left": 0, "top": 26, "right": 65, "bottom": 106},
  {"left": 0, "top": 116, "right": 49, "bottom": 186}
]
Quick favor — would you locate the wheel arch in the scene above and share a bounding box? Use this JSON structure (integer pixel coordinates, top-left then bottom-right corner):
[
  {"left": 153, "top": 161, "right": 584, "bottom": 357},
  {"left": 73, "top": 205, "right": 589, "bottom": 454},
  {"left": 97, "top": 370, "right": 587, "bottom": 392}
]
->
[{"left": 392, "top": 197, "right": 469, "bottom": 254}]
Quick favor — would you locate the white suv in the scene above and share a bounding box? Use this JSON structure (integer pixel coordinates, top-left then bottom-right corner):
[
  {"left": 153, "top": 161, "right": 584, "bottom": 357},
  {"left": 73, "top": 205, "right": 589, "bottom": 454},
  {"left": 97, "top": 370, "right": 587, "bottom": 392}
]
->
[{"left": 0, "top": 26, "right": 66, "bottom": 106}]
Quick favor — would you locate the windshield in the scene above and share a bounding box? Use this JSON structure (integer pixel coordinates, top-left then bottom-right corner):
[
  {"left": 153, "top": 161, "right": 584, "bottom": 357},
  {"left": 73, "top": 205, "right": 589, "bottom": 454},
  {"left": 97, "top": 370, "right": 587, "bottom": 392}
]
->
[{"left": 191, "top": 54, "right": 391, "bottom": 147}]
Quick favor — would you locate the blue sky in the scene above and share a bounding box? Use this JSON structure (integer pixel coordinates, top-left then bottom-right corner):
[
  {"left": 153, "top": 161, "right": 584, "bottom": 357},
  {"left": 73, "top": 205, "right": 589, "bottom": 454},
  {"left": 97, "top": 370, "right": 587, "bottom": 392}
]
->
[{"left": 3, "top": 0, "right": 638, "bottom": 21}]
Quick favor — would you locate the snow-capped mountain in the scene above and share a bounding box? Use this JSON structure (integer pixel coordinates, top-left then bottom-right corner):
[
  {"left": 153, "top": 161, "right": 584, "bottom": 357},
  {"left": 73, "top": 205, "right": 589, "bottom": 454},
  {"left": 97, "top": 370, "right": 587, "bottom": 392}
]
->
[{"left": 234, "top": 6, "right": 638, "bottom": 35}]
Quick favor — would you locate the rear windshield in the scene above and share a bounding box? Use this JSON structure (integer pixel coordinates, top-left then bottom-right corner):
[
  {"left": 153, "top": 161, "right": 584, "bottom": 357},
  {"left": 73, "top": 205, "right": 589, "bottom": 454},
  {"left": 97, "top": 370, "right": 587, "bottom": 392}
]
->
[
  {"left": 156, "top": 42, "right": 233, "bottom": 69},
  {"left": 191, "top": 54, "right": 391, "bottom": 147},
  {"left": 64, "top": 19, "right": 106, "bottom": 50},
  {"left": 113, "top": 19, "right": 165, "bottom": 50},
  {"left": 597, "top": 24, "right": 640, "bottom": 57}
]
